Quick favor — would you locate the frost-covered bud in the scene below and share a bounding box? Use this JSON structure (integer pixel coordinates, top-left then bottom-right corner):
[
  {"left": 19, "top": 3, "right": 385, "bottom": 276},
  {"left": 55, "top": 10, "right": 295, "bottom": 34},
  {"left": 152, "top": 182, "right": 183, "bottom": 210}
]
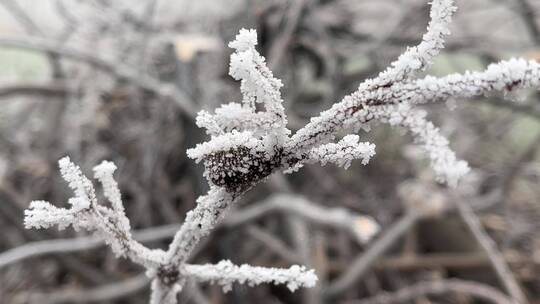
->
[
  {"left": 187, "top": 131, "right": 283, "bottom": 192},
  {"left": 201, "top": 147, "right": 282, "bottom": 193}
]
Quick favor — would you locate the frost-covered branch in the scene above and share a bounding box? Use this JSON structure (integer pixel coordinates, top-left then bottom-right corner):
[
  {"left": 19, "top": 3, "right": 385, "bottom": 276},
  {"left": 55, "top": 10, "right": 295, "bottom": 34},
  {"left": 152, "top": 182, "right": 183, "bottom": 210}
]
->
[
  {"left": 24, "top": 157, "right": 163, "bottom": 267},
  {"left": 22, "top": 0, "right": 540, "bottom": 303},
  {"left": 162, "top": 187, "right": 234, "bottom": 270},
  {"left": 375, "top": 104, "right": 469, "bottom": 186},
  {"left": 400, "top": 58, "right": 540, "bottom": 104},
  {"left": 4, "top": 194, "right": 379, "bottom": 270},
  {"left": 24, "top": 157, "right": 164, "bottom": 268},
  {"left": 183, "top": 260, "right": 317, "bottom": 292},
  {"left": 288, "top": 59, "right": 540, "bottom": 161},
  {"left": 24, "top": 159, "right": 316, "bottom": 304},
  {"left": 375, "top": 0, "right": 456, "bottom": 86}
]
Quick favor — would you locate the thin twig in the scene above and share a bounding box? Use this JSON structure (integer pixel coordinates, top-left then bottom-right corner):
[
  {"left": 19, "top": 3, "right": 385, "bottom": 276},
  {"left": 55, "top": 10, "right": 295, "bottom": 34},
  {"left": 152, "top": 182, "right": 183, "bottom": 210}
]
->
[
  {"left": 500, "top": 131, "right": 540, "bottom": 198},
  {"left": 0, "top": 82, "right": 68, "bottom": 99},
  {"left": 515, "top": 0, "right": 540, "bottom": 44},
  {"left": 0, "top": 37, "right": 197, "bottom": 117},
  {"left": 0, "top": 0, "right": 43, "bottom": 36},
  {"left": 224, "top": 194, "right": 378, "bottom": 245},
  {"left": 1, "top": 193, "right": 374, "bottom": 269},
  {"left": 15, "top": 274, "right": 150, "bottom": 304},
  {"left": 246, "top": 225, "right": 302, "bottom": 263},
  {"left": 376, "top": 251, "right": 538, "bottom": 272},
  {"left": 268, "top": 0, "right": 308, "bottom": 70},
  {"left": 455, "top": 199, "right": 527, "bottom": 304},
  {"left": 476, "top": 97, "right": 540, "bottom": 121},
  {"left": 0, "top": 224, "right": 181, "bottom": 269},
  {"left": 324, "top": 211, "right": 420, "bottom": 298},
  {"left": 346, "top": 279, "right": 513, "bottom": 304}
]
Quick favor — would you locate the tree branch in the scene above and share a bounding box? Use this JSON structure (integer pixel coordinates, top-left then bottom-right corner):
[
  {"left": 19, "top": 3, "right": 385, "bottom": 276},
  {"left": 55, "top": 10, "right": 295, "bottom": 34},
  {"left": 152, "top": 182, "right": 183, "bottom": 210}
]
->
[
  {"left": 324, "top": 211, "right": 421, "bottom": 298},
  {"left": 455, "top": 199, "right": 527, "bottom": 304},
  {"left": 0, "top": 37, "right": 197, "bottom": 116},
  {"left": 347, "top": 279, "right": 513, "bottom": 304}
]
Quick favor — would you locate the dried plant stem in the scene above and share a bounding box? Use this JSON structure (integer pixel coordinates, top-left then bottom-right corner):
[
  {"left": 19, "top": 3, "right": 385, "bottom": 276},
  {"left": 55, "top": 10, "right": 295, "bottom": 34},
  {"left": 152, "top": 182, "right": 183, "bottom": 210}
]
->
[
  {"left": 348, "top": 279, "right": 513, "bottom": 304},
  {"left": 0, "top": 38, "right": 197, "bottom": 116},
  {"left": 455, "top": 199, "right": 527, "bottom": 304},
  {"left": 15, "top": 275, "right": 150, "bottom": 304},
  {"left": 0, "top": 224, "right": 181, "bottom": 270},
  {"left": 324, "top": 211, "right": 420, "bottom": 298}
]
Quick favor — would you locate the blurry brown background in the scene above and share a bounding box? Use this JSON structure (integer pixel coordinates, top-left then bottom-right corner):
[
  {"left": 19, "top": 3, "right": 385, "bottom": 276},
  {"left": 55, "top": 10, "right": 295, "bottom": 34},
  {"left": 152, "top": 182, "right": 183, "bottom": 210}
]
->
[{"left": 1, "top": 0, "right": 540, "bottom": 303}]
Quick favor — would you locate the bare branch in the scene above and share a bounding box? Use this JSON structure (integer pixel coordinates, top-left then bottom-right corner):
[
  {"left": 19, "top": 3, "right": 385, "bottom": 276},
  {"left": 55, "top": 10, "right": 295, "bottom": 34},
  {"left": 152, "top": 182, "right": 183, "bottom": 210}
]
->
[
  {"left": 224, "top": 194, "right": 379, "bottom": 244},
  {"left": 14, "top": 275, "right": 149, "bottom": 304},
  {"left": 347, "top": 279, "right": 513, "bottom": 304},
  {"left": 0, "top": 224, "right": 180, "bottom": 270},
  {"left": 0, "top": 82, "right": 68, "bottom": 99},
  {"left": 455, "top": 199, "right": 527, "bottom": 304},
  {"left": 0, "top": 37, "right": 197, "bottom": 116},
  {"left": 324, "top": 211, "right": 421, "bottom": 298}
]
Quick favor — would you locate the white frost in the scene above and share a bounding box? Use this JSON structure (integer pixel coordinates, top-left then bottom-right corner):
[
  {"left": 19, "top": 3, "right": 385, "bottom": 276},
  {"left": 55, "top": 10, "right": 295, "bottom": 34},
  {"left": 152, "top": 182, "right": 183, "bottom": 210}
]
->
[{"left": 184, "top": 260, "right": 317, "bottom": 292}]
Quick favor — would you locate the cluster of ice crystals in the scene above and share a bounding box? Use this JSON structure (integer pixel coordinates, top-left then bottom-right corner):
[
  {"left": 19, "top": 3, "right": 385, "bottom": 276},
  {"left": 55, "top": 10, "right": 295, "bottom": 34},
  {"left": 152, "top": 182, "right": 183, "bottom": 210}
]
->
[
  {"left": 228, "top": 28, "right": 258, "bottom": 52},
  {"left": 184, "top": 260, "right": 317, "bottom": 292},
  {"left": 24, "top": 200, "right": 80, "bottom": 230},
  {"left": 307, "top": 135, "right": 376, "bottom": 169},
  {"left": 190, "top": 1, "right": 465, "bottom": 190}
]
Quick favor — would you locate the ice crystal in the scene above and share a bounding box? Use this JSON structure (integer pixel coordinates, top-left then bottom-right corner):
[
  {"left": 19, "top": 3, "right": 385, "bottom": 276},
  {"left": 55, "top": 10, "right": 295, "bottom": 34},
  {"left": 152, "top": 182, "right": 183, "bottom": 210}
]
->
[{"left": 307, "top": 135, "right": 376, "bottom": 169}]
